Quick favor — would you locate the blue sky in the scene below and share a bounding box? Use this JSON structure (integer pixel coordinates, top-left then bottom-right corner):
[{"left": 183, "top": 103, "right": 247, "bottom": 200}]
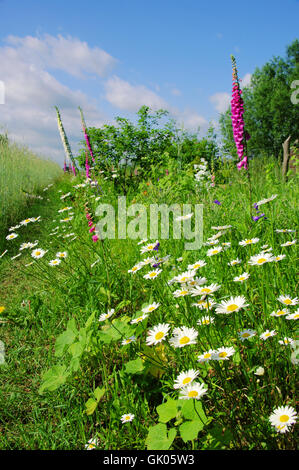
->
[{"left": 0, "top": 0, "right": 298, "bottom": 164}]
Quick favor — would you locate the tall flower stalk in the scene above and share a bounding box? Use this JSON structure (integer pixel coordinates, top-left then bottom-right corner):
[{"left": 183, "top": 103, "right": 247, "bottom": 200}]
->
[
  {"left": 79, "top": 106, "right": 95, "bottom": 164},
  {"left": 55, "top": 106, "right": 77, "bottom": 175}
]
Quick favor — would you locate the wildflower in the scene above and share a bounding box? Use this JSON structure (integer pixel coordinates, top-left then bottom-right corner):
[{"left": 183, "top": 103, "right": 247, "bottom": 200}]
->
[
  {"left": 233, "top": 272, "right": 250, "bottom": 282},
  {"left": 254, "top": 367, "right": 265, "bottom": 376},
  {"left": 178, "top": 382, "right": 208, "bottom": 400},
  {"left": 248, "top": 252, "right": 275, "bottom": 266},
  {"left": 60, "top": 216, "right": 73, "bottom": 223},
  {"left": 6, "top": 233, "right": 18, "bottom": 240},
  {"left": 56, "top": 251, "right": 68, "bottom": 259},
  {"left": 92, "top": 235, "right": 99, "bottom": 243},
  {"left": 191, "top": 283, "right": 221, "bottom": 296},
  {"left": 211, "top": 225, "right": 232, "bottom": 230},
  {"left": 138, "top": 239, "right": 148, "bottom": 245},
  {"left": 49, "top": 259, "right": 61, "bottom": 267},
  {"left": 238, "top": 329, "right": 256, "bottom": 341},
  {"left": 192, "top": 299, "right": 216, "bottom": 310},
  {"left": 141, "top": 256, "right": 155, "bottom": 266},
  {"left": 207, "top": 246, "right": 223, "bottom": 256},
  {"left": 276, "top": 229, "right": 295, "bottom": 233},
  {"left": 142, "top": 302, "right": 160, "bottom": 314},
  {"left": 58, "top": 207, "right": 72, "bottom": 213},
  {"left": 31, "top": 248, "right": 46, "bottom": 259},
  {"left": 121, "top": 413, "right": 135, "bottom": 423},
  {"left": 146, "top": 323, "right": 170, "bottom": 346},
  {"left": 140, "top": 241, "right": 159, "bottom": 254},
  {"left": 212, "top": 347, "right": 235, "bottom": 360},
  {"left": 197, "top": 349, "right": 216, "bottom": 363},
  {"left": 98, "top": 309, "right": 115, "bottom": 322},
  {"left": 274, "top": 254, "right": 286, "bottom": 262},
  {"left": 270, "top": 309, "right": 289, "bottom": 317},
  {"left": 281, "top": 240, "right": 296, "bottom": 247},
  {"left": 269, "top": 406, "right": 297, "bottom": 433},
  {"left": 85, "top": 437, "right": 99, "bottom": 450},
  {"left": 278, "top": 337, "right": 295, "bottom": 346},
  {"left": 213, "top": 200, "right": 221, "bottom": 205},
  {"left": 256, "top": 194, "right": 277, "bottom": 206},
  {"left": 174, "top": 270, "right": 196, "bottom": 283},
  {"left": 188, "top": 260, "right": 207, "bottom": 270},
  {"left": 173, "top": 288, "right": 190, "bottom": 297},
  {"left": 239, "top": 238, "right": 259, "bottom": 246},
  {"left": 128, "top": 263, "right": 143, "bottom": 274},
  {"left": 228, "top": 258, "right": 242, "bottom": 266},
  {"left": 121, "top": 336, "right": 136, "bottom": 346},
  {"left": 260, "top": 330, "right": 277, "bottom": 340},
  {"left": 143, "top": 269, "right": 162, "bottom": 280},
  {"left": 215, "top": 296, "right": 249, "bottom": 314},
  {"left": 277, "top": 295, "right": 298, "bottom": 306},
  {"left": 130, "top": 314, "right": 148, "bottom": 325},
  {"left": 286, "top": 309, "right": 299, "bottom": 320},
  {"left": 173, "top": 369, "right": 200, "bottom": 389},
  {"left": 197, "top": 316, "right": 215, "bottom": 326},
  {"left": 0, "top": 306, "right": 5, "bottom": 314},
  {"left": 169, "top": 326, "right": 198, "bottom": 348}
]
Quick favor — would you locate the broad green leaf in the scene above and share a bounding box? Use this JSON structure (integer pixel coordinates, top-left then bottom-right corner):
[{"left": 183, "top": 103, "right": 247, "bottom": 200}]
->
[
  {"left": 85, "top": 312, "right": 96, "bottom": 329},
  {"left": 94, "top": 387, "right": 105, "bottom": 401},
  {"left": 38, "top": 365, "right": 69, "bottom": 394},
  {"left": 125, "top": 357, "right": 144, "bottom": 375},
  {"left": 179, "top": 420, "right": 205, "bottom": 443},
  {"left": 68, "top": 341, "right": 84, "bottom": 358},
  {"left": 85, "top": 398, "right": 98, "bottom": 415},
  {"left": 55, "top": 329, "right": 77, "bottom": 357},
  {"left": 180, "top": 399, "right": 207, "bottom": 423},
  {"left": 157, "top": 399, "right": 178, "bottom": 423},
  {"left": 145, "top": 423, "right": 176, "bottom": 450}
]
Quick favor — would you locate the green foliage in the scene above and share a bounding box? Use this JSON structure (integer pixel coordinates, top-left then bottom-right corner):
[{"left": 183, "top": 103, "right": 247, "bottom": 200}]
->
[
  {"left": 85, "top": 387, "right": 105, "bottom": 415},
  {"left": 145, "top": 423, "right": 177, "bottom": 450}
]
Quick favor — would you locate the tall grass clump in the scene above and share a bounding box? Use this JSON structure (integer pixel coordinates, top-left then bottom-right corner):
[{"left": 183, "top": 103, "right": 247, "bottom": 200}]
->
[{"left": 0, "top": 137, "right": 62, "bottom": 250}]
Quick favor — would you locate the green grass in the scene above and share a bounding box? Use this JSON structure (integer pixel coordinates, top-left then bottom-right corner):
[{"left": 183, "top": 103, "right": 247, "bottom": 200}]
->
[
  {"left": 0, "top": 139, "right": 62, "bottom": 252},
  {"left": 0, "top": 157, "right": 298, "bottom": 450}
]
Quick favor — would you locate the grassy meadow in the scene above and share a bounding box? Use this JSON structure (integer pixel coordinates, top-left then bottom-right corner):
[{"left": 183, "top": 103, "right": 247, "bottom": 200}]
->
[
  {"left": 0, "top": 137, "right": 62, "bottom": 252},
  {"left": 0, "top": 154, "right": 298, "bottom": 450}
]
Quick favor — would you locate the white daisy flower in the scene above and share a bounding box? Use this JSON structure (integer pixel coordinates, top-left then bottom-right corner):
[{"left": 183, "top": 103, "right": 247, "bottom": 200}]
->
[
  {"left": 274, "top": 254, "right": 286, "bottom": 262},
  {"left": 190, "top": 283, "right": 221, "bottom": 296},
  {"left": 31, "top": 248, "right": 46, "bottom": 259},
  {"left": 143, "top": 269, "right": 162, "bottom": 280},
  {"left": 6, "top": 233, "right": 18, "bottom": 240},
  {"left": 197, "top": 316, "right": 215, "bottom": 326},
  {"left": 146, "top": 323, "right": 170, "bottom": 346},
  {"left": 239, "top": 238, "right": 260, "bottom": 247},
  {"left": 277, "top": 295, "right": 298, "bottom": 306},
  {"left": 192, "top": 299, "right": 216, "bottom": 310},
  {"left": 215, "top": 296, "right": 249, "bottom": 314},
  {"left": 178, "top": 382, "right": 208, "bottom": 400},
  {"left": 254, "top": 367, "right": 265, "bottom": 376},
  {"left": 205, "top": 239, "right": 220, "bottom": 246},
  {"left": 238, "top": 329, "right": 256, "bottom": 341},
  {"left": 175, "top": 213, "right": 193, "bottom": 221},
  {"left": 248, "top": 252, "right": 275, "bottom": 266},
  {"left": 85, "top": 437, "right": 99, "bottom": 450},
  {"left": 286, "top": 309, "right": 299, "bottom": 320},
  {"left": 270, "top": 308, "right": 290, "bottom": 317},
  {"left": 130, "top": 314, "right": 148, "bottom": 324},
  {"left": 56, "top": 251, "right": 68, "bottom": 259},
  {"left": 98, "top": 309, "right": 115, "bottom": 322},
  {"left": 187, "top": 260, "right": 207, "bottom": 270},
  {"left": 212, "top": 346, "right": 235, "bottom": 361},
  {"left": 49, "top": 259, "right": 61, "bottom": 266},
  {"left": 276, "top": 229, "right": 295, "bottom": 233},
  {"left": 174, "top": 270, "right": 196, "bottom": 283},
  {"left": 128, "top": 263, "right": 144, "bottom": 274},
  {"left": 141, "top": 256, "right": 155, "bottom": 266},
  {"left": 60, "top": 192, "right": 71, "bottom": 200},
  {"left": 256, "top": 194, "right": 277, "bottom": 206},
  {"left": 173, "top": 288, "right": 190, "bottom": 298},
  {"left": 207, "top": 246, "right": 223, "bottom": 256},
  {"left": 211, "top": 225, "right": 232, "bottom": 230},
  {"left": 278, "top": 337, "right": 295, "bottom": 346},
  {"left": 140, "top": 241, "right": 159, "bottom": 254},
  {"left": 260, "top": 329, "right": 277, "bottom": 340},
  {"left": 197, "top": 349, "right": 216, "bottom": 363},
  {"left": 142, "top": 302, "right": 160, "bottom": 314},
  {"left": 137, "top": 238, "right": 148, "bottom": 245},
  {"left": 228, "top": 258, "right": 242, "bottom": 266},
  {"left": 233, "top": 272, "right": 250, "bottom": 282},
  {"left": 121, "top": 336, "right": 136, "bottom": 346},
  {"left": 269, "top": 405, "right": 297, "bottom": 433},
  {"left": 169, "top": 326, "right": 198, "bottom": 348},
  {"left": 120, "top": 413, "right": 135, "bottom": 423},
  {"left": 60, "top": 216, "right": 73, "bottom": 223},
  {"left": 281, "top": 240, "right": 296, "bottom": 247},
  {"left": 173, "top": 369, "right": 200, "bottom": 389},
  {"left": 58, "top": 206, "right": 73, "bottom": 213}
]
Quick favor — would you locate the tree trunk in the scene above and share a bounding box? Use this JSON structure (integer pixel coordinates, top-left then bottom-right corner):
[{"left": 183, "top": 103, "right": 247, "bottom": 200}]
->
[{"left": 282, "top": 135, "right": 291, "bottom": 180}]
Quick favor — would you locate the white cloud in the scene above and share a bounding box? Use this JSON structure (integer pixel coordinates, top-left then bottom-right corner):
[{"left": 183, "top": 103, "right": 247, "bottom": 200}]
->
[
  {"left": 209, "top": 92, "right": 231, "bottom": 113},
  {"left": 0, "top": 34, "right": 112, "bottom": 164},
  {"left": 171, "top": 88, "right": 181, "bottom": 96},
  {"left": 241, "top": 73, "right": 252, "bottom": 88},
  {"left": 104, "top": 75, "right": 168, "bottom": 112}
]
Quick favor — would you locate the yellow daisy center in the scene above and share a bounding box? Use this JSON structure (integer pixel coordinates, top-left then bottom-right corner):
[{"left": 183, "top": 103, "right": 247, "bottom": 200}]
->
[
  {"left": 265, "top": 333, "right": 271, "bottom": 337},
  {"left": 283, "top": 299, "right": 292, "bottom": 305},
  {"left": 279, "top": 415, "right": 289, "bottom": 423},
  {"left": 242, "top": 333, "right": 250, "bottom": 338},
  {"left": 201, "top": 288, "right": 211, "bottom": 293},
  {"left": 35, "top": 251, "right": 41, "bottom": 256},
  {"left": 212, "top": 250, "right": 219, "bottom": 254},
  {"left": 204, "top": 353, "right": 211, "bottom": 359},
  {"left": 0, "top": 306, "right": 5, "bottom": 313},
  {"left": 132, "top": 267, "right": 138, "bottom": 271},
  {"left": 219, "top": 352, "right": 227, "bottom": 358},
  {"left": 155, "top": 331, "right": 164, "bottom": 340},
  {"left": 227, "top": 303, "right": 238, "bottom": 312},
  {"left": 246, "top": 239, "right": 252, "bottom": 244},
  {"left": 136, "top": 317, "right": 143, "bottom": 322},
  {"left": 294, "top": 314, "right": 299, "bottom": 319},
  {"left": 202, "top": 320, "right": 210, "bottom": 325},
  {"left": 180, "top": 290, "right": 188, "bottom": 295},
  {"left": 182, "top": 377, "right": 192, "bottom": 385},
  {"left": 239, "top": 277, "right": 245, "bottom": 281},
  {"left": 148, "top": 306, "right": 155, "bottom": 311},
  {"left": 277, "top": 311, "right": 285, "bottom": 315},
  {"left": 257, "top": 258, "right": 266, "bottom": 264},
  {"left": 179, "top": 336, "right": 190, "bottom": 345},
  {"left": 188, "top": 390, "right": 198, "bottom": 398},
  {"left": 149, "top": 272, "right": 157, "bottom": 277},
  {"left": 180, "top": 277, "right": 187, "bottom": 282}
]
